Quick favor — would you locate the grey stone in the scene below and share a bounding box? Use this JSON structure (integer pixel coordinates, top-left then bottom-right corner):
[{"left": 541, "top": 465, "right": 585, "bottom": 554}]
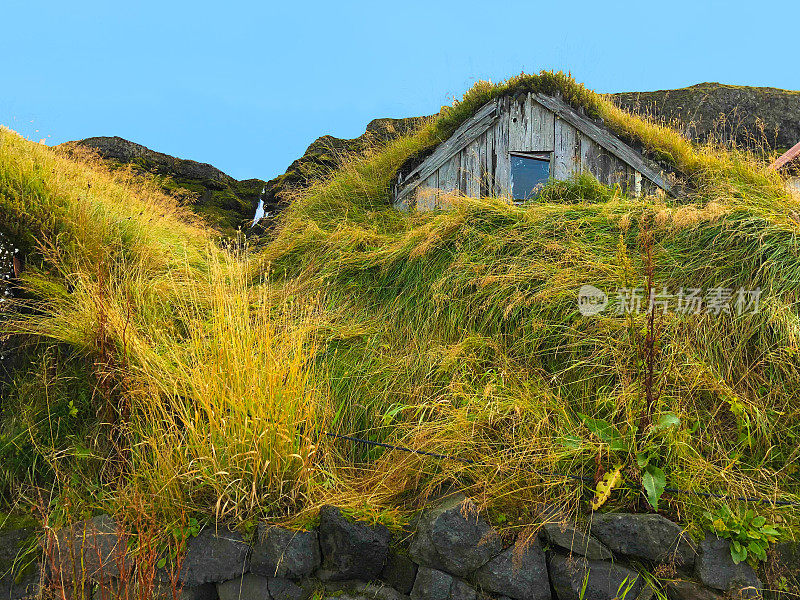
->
[
  {"left": 590, "top": 513, "right": 696, "bottom": 568},
  {"left": 665, "top": 579, "right": 725, "bottom": 600},
  {"left": 268, "top": 577, "right": 305, "bottom": 600},
  {"left": 319, "top": 580, "right": 410, "bottom": 600},
  {"left": 217, "top": 574, "right": 270, "bottom": 600},
  {"left": 449, "top": 577, "right": 478, "bottom": 600},
  {"left": 547, "top": 553, "right": 643, "bottom": 600},
  {"left": 381, "top": 550, "right": 418, "bottom": 594},
  {"left": 161, "top": 582, "right": 220, "bottom": 600},
  {"left": 636, "top": 584, "right": 656, "bottom": 600},
  {"left": 177, "top": 583, "right": 221, "bottom": 600},
  {"left": 411, "top": 567, "right": 476, "bottom": 600},
  {"left": 775, "top": 540, "right": 800, "bottom": 568},
  {"left": 319, "top": 592, "right": 405, "bottom": 600},
  {"left": 251, "top": 525, "right": 321, "bottom": 579},
  {"left": 409, "top": 495, "right": 502, "bottom": 577},
  {"left": 351, "top": 582, "right": 410, "bottom": 600},
  {"left": 542, "top": 523, "right": 612, "bottom": 561},
  {"left": 473, "top": 541, "right": 550, "bottom": 600},
  {"left": 45, "top": 584, "right": 92, "bottom": 600},
  {"left": 771, "top": 541, "right": 800, "bottom": 596},
  {"left": 103, "top": 579, "right": 220, "bottom": 600},
  {"left": 695, "top": 535, "right": 761, "bottom": 598},
  {"left": 52, "top": 515, "right": 130, "bottom": 581},
  {"left": 317, "top": 505, "right": 390, "bottom": 581},
  {"left": 180, "top": 528, "right": 250, "bottom": 586},
  {"left": 0, "top": 526, "right": 40, "bottom": 600},
  {"left": 4, "top": 571, "right": 38, "bottom": 600}
]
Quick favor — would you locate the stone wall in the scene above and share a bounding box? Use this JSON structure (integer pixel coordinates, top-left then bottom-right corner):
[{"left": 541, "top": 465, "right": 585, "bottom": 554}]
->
[{"left": 5, "top": 495, "right": 798, "bottom": 600}]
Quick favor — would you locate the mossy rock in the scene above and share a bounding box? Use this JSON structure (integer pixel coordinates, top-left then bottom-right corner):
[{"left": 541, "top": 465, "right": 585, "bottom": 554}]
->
[{"left": 612, "top": 82, "right": 800, "bottom": 151}]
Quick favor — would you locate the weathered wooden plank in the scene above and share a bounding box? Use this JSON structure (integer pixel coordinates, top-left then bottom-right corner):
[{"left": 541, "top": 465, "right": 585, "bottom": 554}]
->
[
  {"left": 607, "top": 155, "right": 629, "bottom": 191},
  {"left": 493, "top": 105, "right": 511, "bottom": 198},
  {"left": 396, "top": 100, "right": 498, "bottom": 203},
  {"left": 553, "top": 118, "right": 581, "bottom": 181},
  {"left": 530, "top": 97, "right": 555, "bottom": 151},
  {"left": 464, "top": 138, "right": 481, "bottom": 198},
  {"left": 642, "top": 177, "right": 660, "bottom": 197},
  {"left": 508, "top": 95, "right": 529, "bottom": 151},
  {"left": 486, "top": 125, "right": 496, "bottom": 196},
  {"left": 626, "top": 165, "right": 636, "bottom": 195},
  {"left": 579, "top": 132, "right": 595, "bottom": 174},
  {"left": 416, "top": 170, "right": 439, "bottom": 211},
  {"left": 479, "top": 130, "right": 493, "bottom": 197},
  {"left": 591, "top": 147, "right": 612, "bottom": 186},
  {"left": 458, "top": 147, "right": 468, "bottom": 195},
  {"left": 438, "top": 153, "right": 459, "bottom": 194},
  {"left": 533, "top": 93, "right": 674, "bottom": 195}
]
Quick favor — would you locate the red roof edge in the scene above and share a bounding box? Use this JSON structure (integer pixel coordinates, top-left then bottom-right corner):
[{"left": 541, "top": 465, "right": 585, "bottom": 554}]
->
[{"left": 769, "top": 141, "right": 800, "bottom": 171}]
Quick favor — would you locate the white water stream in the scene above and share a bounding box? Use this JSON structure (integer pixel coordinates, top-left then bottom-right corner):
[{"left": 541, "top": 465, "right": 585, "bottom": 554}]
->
[{"left": 251, "top": 186, "right": 270, "bottom": 227}]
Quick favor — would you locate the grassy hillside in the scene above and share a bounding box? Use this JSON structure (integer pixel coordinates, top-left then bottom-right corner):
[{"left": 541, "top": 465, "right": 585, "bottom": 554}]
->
[
  {"left": 58, "top": 136, "right": 268, "bottom": 235},
  {"left": 0, "top": 72, "right": 799, "bottom": 553}
]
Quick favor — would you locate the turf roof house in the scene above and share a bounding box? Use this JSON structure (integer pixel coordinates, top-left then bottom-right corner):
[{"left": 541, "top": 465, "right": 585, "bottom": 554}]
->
[
  {"left": 394, "top": 92, "right": 674, "bottom": 210},
  {"left": 769, "top": 141, "right": 800, "bottom": 195}
]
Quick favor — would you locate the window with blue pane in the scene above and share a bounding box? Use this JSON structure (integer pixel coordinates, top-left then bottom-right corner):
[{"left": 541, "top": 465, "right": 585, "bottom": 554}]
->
[{"left": 510, "top": 154, "right": 550, "bottom": 201}]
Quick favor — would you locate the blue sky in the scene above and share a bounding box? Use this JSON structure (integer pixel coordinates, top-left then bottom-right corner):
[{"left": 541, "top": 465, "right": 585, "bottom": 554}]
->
[{"left": 2, "top": 0, "right": 799, "bottom": 181}]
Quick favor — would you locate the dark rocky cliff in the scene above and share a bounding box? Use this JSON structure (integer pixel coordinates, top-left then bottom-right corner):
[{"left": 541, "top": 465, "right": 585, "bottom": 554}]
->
[{"left": 611, "top": 82, "right": 800, "bottom": 152}]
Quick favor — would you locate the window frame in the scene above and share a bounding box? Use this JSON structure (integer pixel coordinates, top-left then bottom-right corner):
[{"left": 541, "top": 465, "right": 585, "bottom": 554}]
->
[{"left": 509, "top": 151, "right": 552, "bottom": 203}]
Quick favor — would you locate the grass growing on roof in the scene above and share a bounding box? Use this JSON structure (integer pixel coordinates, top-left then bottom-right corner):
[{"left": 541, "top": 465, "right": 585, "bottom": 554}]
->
[
  {"left": 263, "top": 72, "right": 800, "bottom": 528},
  {"left": 1, "top": 69, "right": 799, "bottom": 545}
]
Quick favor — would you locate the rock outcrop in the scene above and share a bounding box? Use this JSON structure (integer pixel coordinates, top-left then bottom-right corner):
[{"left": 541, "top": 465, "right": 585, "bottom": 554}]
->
[
  {"left": 612, "top": 82, "right": 800, "bottom": 152},
  {"left": 261, "top": 116, "right": 425, "bottom": 209}
]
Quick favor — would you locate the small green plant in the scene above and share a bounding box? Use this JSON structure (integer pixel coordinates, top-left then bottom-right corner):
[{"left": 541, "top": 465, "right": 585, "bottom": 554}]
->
[
  {"left": 157, "top": 517, "right": 200, "bottom": 569},
  {"left": 578, "top": 571, "right": 589, "bottom": 599},
  {"left": 704, "top": 506, "right": 781, "bottom": 564},
  {"left": 579, "top": 412, "right": 679, "bottom": 510},
  {"left": 725, "top": 394, "right": 754, "bottom": 449}
]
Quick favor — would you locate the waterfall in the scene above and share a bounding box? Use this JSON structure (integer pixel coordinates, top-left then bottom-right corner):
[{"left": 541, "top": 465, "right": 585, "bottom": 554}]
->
[{"left": 251, "top": 187, "right": 270, "bottom": 227}]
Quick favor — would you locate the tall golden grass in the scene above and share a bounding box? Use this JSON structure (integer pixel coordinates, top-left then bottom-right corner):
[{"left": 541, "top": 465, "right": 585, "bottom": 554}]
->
[{"left": 0, "top": 127, "right": 333, "bottom": 526}]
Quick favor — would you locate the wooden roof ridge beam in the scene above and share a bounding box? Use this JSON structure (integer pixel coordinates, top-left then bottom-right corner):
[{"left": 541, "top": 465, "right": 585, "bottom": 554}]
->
[
  {"left": 769, "top": 140, "right": 800, "bottom": 171},
  {"left": 396, "top": 100, "right": 499, "bottom": 203},
  {"left": 532, "top": 92, "right": 675, "bottom": 196}
]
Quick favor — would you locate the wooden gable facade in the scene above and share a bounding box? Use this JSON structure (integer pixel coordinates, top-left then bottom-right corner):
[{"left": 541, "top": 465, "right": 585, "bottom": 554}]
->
[{"left": 394, "top": 92, "right": 673, "bottom": 210}]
